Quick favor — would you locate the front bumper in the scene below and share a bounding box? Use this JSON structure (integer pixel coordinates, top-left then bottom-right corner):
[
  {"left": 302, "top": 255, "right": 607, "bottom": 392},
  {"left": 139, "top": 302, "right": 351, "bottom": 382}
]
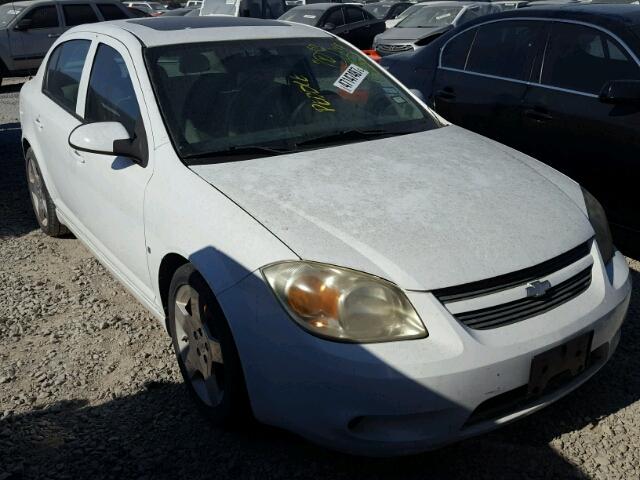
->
[{"left": 218, "top": 249, "right": 631, "bottom": 456}]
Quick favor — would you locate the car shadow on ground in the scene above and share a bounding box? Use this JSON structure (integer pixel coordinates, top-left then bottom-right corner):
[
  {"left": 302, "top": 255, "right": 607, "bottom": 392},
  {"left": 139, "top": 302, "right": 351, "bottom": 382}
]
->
[
  {"left": 0, "top": 82, "right": 24, "bottom": 95},
  {"left": 0, "top": 266, "right": 637, "bottom": 480},
  {"left": 0, "top": 122, "right": 39, "bottom": 238}
]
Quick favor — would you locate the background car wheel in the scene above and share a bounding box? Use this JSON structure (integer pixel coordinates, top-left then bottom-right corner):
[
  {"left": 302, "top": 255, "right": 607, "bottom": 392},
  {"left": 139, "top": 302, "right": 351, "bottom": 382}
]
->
[
  {"left": 25, "top": 148, "right": 68, "bottom": 237},
  {"left": 168, "top": 263, "right": 251, "bottom": 427}
]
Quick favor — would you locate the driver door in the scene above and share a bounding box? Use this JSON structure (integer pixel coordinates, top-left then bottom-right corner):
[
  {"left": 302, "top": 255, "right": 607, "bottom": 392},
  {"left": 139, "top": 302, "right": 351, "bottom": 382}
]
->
[
  {"left": 70, "top": 36, "right": 155, "bottom": 300},
  {"left": 8, "top": 3, "right": 63, "bottom": 71}
]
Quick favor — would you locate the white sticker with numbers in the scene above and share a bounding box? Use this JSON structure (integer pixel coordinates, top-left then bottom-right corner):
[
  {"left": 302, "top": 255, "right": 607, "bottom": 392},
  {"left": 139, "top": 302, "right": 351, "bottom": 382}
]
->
[{"left": 333, "top": 64, "right": 369, "bottom": 94}]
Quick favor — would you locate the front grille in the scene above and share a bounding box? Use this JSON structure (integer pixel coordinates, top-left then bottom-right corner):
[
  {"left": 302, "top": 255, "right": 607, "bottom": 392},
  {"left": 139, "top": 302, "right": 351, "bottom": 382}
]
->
[
  {"left": 454, "top": 267, "right": 592, "bottom": 330},
  {"left": 376, "top": 43, "right": 413, "bottom": 54},
  {"left": 433, "top": 242, "right": 591, "bottom": 303}
]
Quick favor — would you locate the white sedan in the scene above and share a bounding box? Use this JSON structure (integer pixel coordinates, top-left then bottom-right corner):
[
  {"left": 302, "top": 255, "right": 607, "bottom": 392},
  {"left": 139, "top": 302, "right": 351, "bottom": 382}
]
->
[{"left": 20, "top": 16, "right": 631, "bottom": 456}]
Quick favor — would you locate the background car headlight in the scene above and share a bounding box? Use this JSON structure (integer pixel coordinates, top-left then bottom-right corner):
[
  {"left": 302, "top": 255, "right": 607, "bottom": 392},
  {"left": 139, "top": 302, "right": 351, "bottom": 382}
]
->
[
  {"left": 582, "top": 187, "right": 614, "bottom": 265},
  {"left": 262, "top": 261, "right": 427, "bottom": 343}
]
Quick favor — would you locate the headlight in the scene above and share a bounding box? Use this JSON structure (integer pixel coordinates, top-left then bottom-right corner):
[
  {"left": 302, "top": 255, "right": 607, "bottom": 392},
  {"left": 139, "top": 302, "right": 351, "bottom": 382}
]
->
[
  {"left": 582, "top": 187, "right": 614, "bottom": 264},
  {"left": 262, "top": 261, "right": 427, "bottom": 343}
]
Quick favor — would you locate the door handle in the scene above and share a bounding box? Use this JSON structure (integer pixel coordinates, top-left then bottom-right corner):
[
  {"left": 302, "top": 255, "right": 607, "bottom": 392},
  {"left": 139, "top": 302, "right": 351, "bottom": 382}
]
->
[
  {"left": 47, "top": 33, "right": 61, "bottom": 38},
  {"left": 435, "top": 89, "right": 456, "bottom": 101},
  {"left": 523, "top": 108, "right": 553, "bottom": 122},
  {"left": 72, "top": 148, "right": 85, "bottom": 164}
]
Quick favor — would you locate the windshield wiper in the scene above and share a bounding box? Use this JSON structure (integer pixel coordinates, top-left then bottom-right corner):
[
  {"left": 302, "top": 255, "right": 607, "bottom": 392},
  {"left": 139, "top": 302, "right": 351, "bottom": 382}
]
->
[
  {"left": 183, "top": 144, "right": 295, "bottom": 162},
  {"left": 294, "top": 129, "right": 405, "bottom": 149}
]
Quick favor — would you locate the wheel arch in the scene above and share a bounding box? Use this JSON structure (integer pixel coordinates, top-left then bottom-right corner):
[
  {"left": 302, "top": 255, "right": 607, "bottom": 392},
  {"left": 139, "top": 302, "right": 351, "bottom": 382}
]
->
[{"left": 158, "top": 252, "right": 190, "bottom": 322}]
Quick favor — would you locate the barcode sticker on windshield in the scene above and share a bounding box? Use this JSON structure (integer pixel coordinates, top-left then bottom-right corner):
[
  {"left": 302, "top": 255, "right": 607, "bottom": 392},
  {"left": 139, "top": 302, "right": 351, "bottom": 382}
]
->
[{"left": 333, "top": 64, "right": 369, "bottom": 94}]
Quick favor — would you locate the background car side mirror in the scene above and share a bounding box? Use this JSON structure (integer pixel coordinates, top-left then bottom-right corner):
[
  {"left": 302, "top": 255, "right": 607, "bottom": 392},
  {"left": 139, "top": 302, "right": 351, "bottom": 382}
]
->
[
  {"left": 323, "top": 22, "right": 336, "bottom": 31},
  {"left": 599, "top": 80, "right": 640, "bottom": 106},
  {"left": 14, "top": 18, "right": 33, "bottom": 31},
  {"left": 69, "top": 122, "right": 144, "bottom": 164}
]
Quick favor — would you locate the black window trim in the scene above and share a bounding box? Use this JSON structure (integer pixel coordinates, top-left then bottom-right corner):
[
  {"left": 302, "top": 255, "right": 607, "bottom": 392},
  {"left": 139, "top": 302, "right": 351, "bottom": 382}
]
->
[
  {"left": 41, "top": 39, "right": 91, "bottom": 121},
  {"left": 437, "top": 17, "right": 640, "bottom": 98}
]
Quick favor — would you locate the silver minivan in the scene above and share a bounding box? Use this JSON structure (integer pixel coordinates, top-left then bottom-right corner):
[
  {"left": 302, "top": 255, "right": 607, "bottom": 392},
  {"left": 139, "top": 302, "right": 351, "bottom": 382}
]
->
[{"left": 0, "top": 0, "right": 132, "bottom": 84}]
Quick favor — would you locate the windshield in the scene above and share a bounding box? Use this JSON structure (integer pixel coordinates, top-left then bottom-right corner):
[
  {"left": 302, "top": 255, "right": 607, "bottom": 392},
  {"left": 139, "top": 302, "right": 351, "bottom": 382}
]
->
[
  {"left": 396, "top": 5, "right": 462, "bottom": 28},
  {"left": 364, "top": 3, "right": 391, "bottom": 18},
  {"left": 144, "top": 38, "right": 440, "bottom": 163},
  {"left": 0, "top": 3, "right": 25, "bottom": 27},
  {"left": 279, "top": 9, "right": 322, "bottom": 25},
  {"left": 200, "top": 0, "right": 237, "bottom": 15}
]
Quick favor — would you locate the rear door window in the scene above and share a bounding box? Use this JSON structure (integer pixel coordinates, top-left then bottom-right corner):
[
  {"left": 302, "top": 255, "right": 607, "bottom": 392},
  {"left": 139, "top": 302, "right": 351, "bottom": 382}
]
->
[
  {"left": 85, "top": 43, "right": 142, "bottom": 136},
  {"left": 465, "top": 20, "right": 545, "bottom": 81},
  {"left": 43, "top": 39, "right": 91, "bottom": 112},
  {"left": 324, "top": 7, "right": 345, "bottom": 26},
  {"left": 97, "top": 3, "right": 128, "bottom": 19},
  {"left": 344, "top": 6, "right": 364, "bottom": 23},
  {"left": 541, "top": 23, "right": 640, "bottom": 94},
  {"left": 63, "top": 4, "right": 99, "bottom": 26},
  {"left": 22, "top": 5, "right": 60, "bottom": 28}
]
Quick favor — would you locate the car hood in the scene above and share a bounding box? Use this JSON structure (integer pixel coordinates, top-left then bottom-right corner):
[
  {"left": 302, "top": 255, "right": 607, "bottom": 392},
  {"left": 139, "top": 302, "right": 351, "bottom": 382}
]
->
[
  {"left": 191, "top": 126, "right": 592, "bottom": 291},
  {"left": 377, "top": 26, "right": 448, "bottom": 43}
]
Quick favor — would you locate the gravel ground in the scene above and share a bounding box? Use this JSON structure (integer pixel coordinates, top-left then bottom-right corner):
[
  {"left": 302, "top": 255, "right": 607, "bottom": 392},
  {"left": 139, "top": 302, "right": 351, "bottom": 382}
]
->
[{"left": 1, "top": 77, "right": 639, "bottom": 480}]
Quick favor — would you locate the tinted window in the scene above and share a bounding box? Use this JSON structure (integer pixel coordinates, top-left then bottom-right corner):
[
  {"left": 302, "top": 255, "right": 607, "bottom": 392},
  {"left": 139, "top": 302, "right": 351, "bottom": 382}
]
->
[
  {"left": 325, "top": 7, "right": 345, "bottom": 26},
  {"left": 279, "top": 9, "right": 323, "bottom": 25},
  {"left": 85, "top": 44, "right": 141, "bottom": 135},
  {"left": 541, "top": 23, "right": 640, "bottom": 94},
  {"left": 43, "top": 39, "right": 90, "bottom": 111},
  {"left": 97, "top": 3, "right": 128, "bottom": 19},
  {"left": 466, "top": 21, "right": 543, "bottom": 81},
  {"left": 345, "top": 6, "right": 364, "bottom": 23},
  {"left": 23, "top": 5, "right": 59, "bottom": 28},
  {"left": 441, "top": 27, "right": 476, "bottom": 69},
  {"left": 63, "top": 4, "right": 99, "bottom": 26},
  {"left": 264, "top": 0, "right": 284, "bottom": 18}
]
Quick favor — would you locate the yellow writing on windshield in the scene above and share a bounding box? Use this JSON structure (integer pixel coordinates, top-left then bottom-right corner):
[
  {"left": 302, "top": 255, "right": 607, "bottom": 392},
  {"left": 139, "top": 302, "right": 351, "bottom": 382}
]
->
[{"left": 290, "top": 74, "right": 336, "bottom": 112}]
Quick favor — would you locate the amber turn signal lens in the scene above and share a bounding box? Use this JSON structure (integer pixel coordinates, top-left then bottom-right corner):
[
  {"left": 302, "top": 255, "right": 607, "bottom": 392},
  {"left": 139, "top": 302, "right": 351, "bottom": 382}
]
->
[{"left": 287, "top": 274, "right": 340, "bottom": 320}]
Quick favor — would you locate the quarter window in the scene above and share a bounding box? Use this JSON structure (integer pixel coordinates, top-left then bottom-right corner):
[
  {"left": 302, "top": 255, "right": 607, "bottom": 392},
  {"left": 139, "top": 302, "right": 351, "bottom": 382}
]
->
[
  {"left": 22, "top": 5, "right": 59, "bottom": 29},
  {"left": 85, "top": 44, "right": 142, "bottom": 136},
  {"left": 441, "top": 28, "right": 476, "bottom": 70},
  {"left": 43, "top": 39, "right": 90, "bottom": 112},
  {"left": 97, "top": 3, "right": 128, "bottom": 19},
  {"left": 63, "top": 4, "right": 99, "bottom": 26},
  {"left": 541, "top": 23, "right": 640, "bottom": 95},
  {"left": 465, "top": 21, "right": 544, "bottom": 81}
]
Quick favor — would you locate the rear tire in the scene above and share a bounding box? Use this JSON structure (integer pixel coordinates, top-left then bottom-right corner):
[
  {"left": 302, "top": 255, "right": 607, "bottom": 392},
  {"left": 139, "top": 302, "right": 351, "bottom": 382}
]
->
[
  {"left": 168, "top": 263, "right": 251, "bottom": 427},
  {"left": 25, "top": 148, "right": 68, "bottom": 237}
]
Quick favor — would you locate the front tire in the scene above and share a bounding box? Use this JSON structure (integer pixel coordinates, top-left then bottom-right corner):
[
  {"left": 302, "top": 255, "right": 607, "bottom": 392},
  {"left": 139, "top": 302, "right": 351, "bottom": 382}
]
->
[
  {"left": 168, "top": 264, "right": 251, "bottom": 427},
  {"left": 25, "top": 148, "right": 68, "bottom": 237}
]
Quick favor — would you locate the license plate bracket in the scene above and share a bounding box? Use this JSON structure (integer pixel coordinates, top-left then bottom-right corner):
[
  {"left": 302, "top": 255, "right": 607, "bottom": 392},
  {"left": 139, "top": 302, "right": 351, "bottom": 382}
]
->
[{"left": 528, "top": 331, "right": 593, "bottom": 397}]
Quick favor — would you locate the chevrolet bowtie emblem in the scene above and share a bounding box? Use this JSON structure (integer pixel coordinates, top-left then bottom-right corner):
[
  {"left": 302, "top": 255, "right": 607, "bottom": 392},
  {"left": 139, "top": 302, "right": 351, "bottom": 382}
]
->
[{"left": 526, "top": 280, "right": 552, "bottom": 298}]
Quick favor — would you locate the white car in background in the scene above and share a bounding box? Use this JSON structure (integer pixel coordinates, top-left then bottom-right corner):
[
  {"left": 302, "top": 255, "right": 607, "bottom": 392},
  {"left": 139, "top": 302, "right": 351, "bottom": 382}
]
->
[{"left": 20, "top": 16, "right": 631, "bottom": 456}]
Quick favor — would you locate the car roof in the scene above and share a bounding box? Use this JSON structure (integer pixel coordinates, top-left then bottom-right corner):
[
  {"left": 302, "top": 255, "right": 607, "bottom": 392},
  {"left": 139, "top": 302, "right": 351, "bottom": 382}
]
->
[
  {"left": 68, "top": 16, "right": 330, "bottom": 47},
  {"left": 497, "top": 3, "right": 640, "bottom": 26}
]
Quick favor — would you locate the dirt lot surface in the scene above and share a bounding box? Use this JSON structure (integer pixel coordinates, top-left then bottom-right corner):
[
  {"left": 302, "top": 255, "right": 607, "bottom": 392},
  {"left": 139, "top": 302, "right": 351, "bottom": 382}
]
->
[{"left": 1, "top": 77, "right": 639, "bottom": 480}]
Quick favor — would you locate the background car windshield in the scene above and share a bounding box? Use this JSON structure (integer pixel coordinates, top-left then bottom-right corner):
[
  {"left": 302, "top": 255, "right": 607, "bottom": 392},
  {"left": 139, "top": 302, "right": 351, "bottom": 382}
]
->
[
  {"left": 0, "top": 4, "right": 25, "bottom": 27},
  {"left": 279, "top": 9, "right": 322, "bottom": 25},
  {"left": 149, "top": 3, "right": 166, "bottom": 10},
  {"left": 397, "top": 5, "right": 462, "bottom": 28},
  {"left": 145, "top": 38, "right": 439, "bottom": 161},
  {"left": 364, "top": 3, "right": 391, "bottom": 18},
  {"left": 200, "top": 0, "right": 236, "bottom": 16}
]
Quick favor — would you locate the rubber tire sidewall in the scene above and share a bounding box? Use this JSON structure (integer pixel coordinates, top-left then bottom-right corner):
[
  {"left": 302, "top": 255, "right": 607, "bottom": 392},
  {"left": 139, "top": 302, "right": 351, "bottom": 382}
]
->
[
  {"left": 25, "top": 148, "right": 68, "bottom": 237},
  {"left": 167, "top": 263, "right": 251, "bottom": 427}
]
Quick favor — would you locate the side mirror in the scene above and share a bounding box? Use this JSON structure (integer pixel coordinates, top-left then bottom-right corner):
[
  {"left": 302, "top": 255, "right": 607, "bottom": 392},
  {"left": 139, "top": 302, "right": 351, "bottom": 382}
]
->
[
  {"left": 323, "top": 22, "right": 336, "bottom": 31},
  {"left": 14, "top": 18, "right": 33, "bottom": 31},
  {"left": 599, "top": 80, "right": 640, "bottom": 106},
  {"left": 69, "top": 122, "right": 143, "bottom": 163}
]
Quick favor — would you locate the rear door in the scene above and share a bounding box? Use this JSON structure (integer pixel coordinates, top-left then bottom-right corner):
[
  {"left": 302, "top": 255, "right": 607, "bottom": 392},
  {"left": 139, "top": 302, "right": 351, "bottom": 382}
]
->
[
  {"left": 432, "top": 19, "right": 547, "bottom": 150},
  {"left": 8, "top": 4, "right": 63, "bottom": 71},
  {"left": 521, "top": 21, "right": 640, "bottom": 244},
  {"left": 342, "top": 6, "right": 370, "bottom": 49}
]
